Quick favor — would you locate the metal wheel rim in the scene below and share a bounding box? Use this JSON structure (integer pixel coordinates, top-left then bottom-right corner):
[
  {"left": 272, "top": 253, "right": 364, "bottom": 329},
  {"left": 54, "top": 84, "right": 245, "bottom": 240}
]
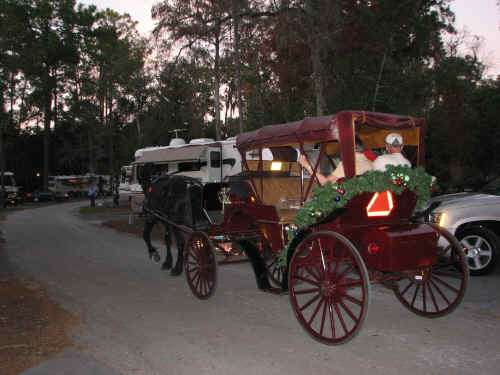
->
[
  {"left": 184, "top": 232, "right": 217, "bottom": 299},
  {"left": 393, "top": 225, "right": 469, "bottom": 317},
  {"left": 289, "top": 231, "right": 370, "bottom": 345},
  {"left": 460, "top": 234, "right": 493, "bottom": 271}
]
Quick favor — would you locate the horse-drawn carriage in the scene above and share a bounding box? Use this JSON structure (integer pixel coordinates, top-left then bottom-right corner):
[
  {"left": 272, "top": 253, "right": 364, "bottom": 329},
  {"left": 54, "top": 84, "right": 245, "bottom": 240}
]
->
[{"left": 141, "top": 110, "right": 468, "bottom": 344}]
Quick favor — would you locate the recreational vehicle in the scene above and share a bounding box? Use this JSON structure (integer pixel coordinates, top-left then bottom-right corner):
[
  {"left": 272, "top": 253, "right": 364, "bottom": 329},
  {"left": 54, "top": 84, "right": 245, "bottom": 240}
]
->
[
  {"left": 129, "top": 137, "right": 243, "bottom": 213},
  {"left": 1, "top": 171, "right": 21, "bottom": 206},
  {"left": 48, "top": 174, "right": 111, "bottom": 199}
]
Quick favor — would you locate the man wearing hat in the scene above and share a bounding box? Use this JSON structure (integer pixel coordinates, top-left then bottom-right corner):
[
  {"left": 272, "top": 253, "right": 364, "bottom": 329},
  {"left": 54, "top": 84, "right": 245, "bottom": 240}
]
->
[{"left": 373, "top": 133, "right": 411, "bottom": 171}]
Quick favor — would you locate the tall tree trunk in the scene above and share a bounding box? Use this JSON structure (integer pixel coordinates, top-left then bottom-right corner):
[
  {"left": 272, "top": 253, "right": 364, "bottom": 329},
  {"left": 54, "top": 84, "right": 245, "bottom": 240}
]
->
[
  {"left": 107, "top": 91, "right": 114, "bottom": 176},
  {"left": 0, "top": 98, "right": 5, "bottom": 208},
  {"left": 214, "top": 32, "right": 222, "bottom": 140},
  {"left": 372, "top": 35, "right": 394, "bottom": 112},
  {"left": 43, "top": 89, "right": 51, "bottom": 191},
  {"left": 372, "top": 50, "right": 387, "bottom": 112},
  {"left": 310, "top": 41, "right": 327, "bottom": 116},
  {"left": 232, "top": 0, "right": 244, "bottom": 134}
]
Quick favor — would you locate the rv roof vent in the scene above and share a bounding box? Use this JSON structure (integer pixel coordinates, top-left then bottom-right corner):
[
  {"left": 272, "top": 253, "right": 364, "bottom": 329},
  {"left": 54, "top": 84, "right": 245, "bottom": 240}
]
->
[
  {"left": 169, "top": 138, "right": 186, "bottom": 146},
  {"left": 189, "top": 138, "right": 215, "bottom": 144}
]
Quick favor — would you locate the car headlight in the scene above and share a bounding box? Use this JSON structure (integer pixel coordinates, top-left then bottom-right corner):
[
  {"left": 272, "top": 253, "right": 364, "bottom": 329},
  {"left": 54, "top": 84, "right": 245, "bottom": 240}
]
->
[{"left": 428, "top": 211, "right": 448, "bottom": 227}]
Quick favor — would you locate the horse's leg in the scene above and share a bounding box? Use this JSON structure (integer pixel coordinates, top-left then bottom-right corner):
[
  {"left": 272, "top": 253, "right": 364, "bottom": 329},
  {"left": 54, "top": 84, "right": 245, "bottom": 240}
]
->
[
  {"left": 238, "top": 240, "right": 271, "bottom": 290},
  {"left": 143, "top": 215, "right": 161, "bottom": 263},
  {"left": 161, "top": 223, "right": 173, "bottom": 270},
  {"left": 170, "top": 228, "right": 185, "bottom": 276}
]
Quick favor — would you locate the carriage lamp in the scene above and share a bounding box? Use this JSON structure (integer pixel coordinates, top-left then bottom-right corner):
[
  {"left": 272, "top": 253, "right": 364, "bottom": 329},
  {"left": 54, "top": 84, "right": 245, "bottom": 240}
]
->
[
  {"left": 429, "top": 211, "right": 448, "bottom": 227},
  {"left": 366, "top": 191, "right": 394, "bottom": 217},
  {"left": 271, "top": 161, "right": 282, "bottom": 171}
]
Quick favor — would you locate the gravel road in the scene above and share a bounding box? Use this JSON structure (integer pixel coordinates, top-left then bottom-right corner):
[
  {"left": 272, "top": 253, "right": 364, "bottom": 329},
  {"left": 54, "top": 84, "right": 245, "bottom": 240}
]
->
[{"left": 3, "top": 201, "right": 500, "bottom": 375}]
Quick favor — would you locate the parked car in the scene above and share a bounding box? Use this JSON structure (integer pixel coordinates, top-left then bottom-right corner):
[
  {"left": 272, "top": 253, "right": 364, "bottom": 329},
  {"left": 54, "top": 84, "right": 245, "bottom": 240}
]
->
[
  {"left": 26, "top": 190, "right": 56, "bottom": 202},
  {"left": 425, "top": 177, "right": 500, "bottom": 275},
  {"left": 2, "top": 190, "right": 23, "bottom": 207}
]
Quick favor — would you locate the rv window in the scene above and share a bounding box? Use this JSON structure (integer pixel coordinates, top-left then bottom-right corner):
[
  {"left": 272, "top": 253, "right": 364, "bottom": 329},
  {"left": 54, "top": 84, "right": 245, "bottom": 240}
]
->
[
  {"left": 223, "top": 158, "right": 236, "bottom": 167},
  {"left": 210, "top": 151, "right": 221, "bottom": 168},
  {"left": 178, "top": 162, "right": 203, "bottom": 172}
]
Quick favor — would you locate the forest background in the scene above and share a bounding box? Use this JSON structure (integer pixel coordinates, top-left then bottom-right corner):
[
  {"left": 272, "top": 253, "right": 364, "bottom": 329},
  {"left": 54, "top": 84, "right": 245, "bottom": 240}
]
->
[{"left": 1, "top": 0, "right": 500, "bottom": 193}]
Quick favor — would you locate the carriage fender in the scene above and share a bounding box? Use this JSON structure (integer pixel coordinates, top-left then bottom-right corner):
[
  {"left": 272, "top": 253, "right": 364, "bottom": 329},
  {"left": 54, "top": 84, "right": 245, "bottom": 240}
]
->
[{"left": 359, "top": 223, "right": 440, "bottom": 272}]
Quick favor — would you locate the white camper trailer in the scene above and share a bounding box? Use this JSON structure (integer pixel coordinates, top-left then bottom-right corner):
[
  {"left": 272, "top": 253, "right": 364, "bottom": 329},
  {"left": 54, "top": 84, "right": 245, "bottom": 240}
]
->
[
  {"left": 48, "top": 174, "right": 111, "bottom": 198},
  {"left": 1, "top": 171, "right": 21, "bottom": 206},
  {"left": 129, "top": 137, "right": 242, "bottom": 213}
]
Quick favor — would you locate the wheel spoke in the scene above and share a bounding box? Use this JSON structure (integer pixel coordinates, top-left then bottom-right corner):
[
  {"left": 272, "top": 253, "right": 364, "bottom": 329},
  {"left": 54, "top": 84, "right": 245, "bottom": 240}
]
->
[
  {"left": 338, "top": 291, "right": 363, "bottom": 306},
  {"left": 299, "top": 291, "right": 321, "bottom": 312},
  {"left": 432, "top": 274, "right": 460, "bottom": 294},
  {"left": 186, "top": 260, "right": 200, "bottom": 269},
  {"left": 332, "top": 247, "right": 346, "bottom": 275},
  {"left": 422, "top": 281, "right": 427, "bottom": 312},
  {"left": 427, "top": 282, "right": 439, "bottom": 312},
  {"left": 338, "top": 279, "right": 363, "bottom": 289},
  {"left": 305, "top": 264, "right": 321, "bottom": 281},
  {"left": 334, "top": 302, "right": 348, "bottom": 336},
  {"left": 336, "top": 263, "right": 355, "bottom": 281},
  {"left": 193, "top": 272, "right": 201, "bottom": 291},
  {"left": 319, "top": 300, "right": 327, "bottom": 336},
  {"left": 338, "top": 298, "right": 359, "bottom": 323},
  {"left": 399, "top": 281, "right": 413, "bottom": 297},
  {"left": 294, "top": 287, "right": 321, "bottom": 295},
  {"left": 307, "top": 297, "right": 325, "bottom": 326},
  {"left": 429, "top": 279, "right": 451, "bottom": 305},
  {"left": 410, "top": 284, "right": 420, "bottom": 307},
  {"left": 328, "top": 302, "right": 336, "bottom": 338},
  {"left": 294, "top": 273, "right": 321, "bottom": 287}
]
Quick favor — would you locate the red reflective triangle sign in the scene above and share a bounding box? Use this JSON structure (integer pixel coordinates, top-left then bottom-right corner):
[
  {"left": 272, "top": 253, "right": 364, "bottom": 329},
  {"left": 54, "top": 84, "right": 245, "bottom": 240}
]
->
[{"left": 366, "top": 191, "right": 394, "bottom": 217}]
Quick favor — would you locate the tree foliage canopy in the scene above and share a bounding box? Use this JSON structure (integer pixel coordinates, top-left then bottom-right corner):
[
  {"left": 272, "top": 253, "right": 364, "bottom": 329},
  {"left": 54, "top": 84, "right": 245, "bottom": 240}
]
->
[{"left": 0, "top": 0, "right": 499, "bottom": 192}]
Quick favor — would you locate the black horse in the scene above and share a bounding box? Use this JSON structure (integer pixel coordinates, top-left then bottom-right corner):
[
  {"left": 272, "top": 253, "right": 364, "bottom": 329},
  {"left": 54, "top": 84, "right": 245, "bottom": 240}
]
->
[{"left": 141, "top": 168, "right": 208, "bottom": 276}]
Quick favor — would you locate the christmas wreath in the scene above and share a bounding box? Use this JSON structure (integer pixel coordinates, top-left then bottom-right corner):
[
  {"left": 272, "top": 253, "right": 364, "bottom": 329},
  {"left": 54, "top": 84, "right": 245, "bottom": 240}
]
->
[{"left": 279, "top": 165, "right": 433, "bottom": 264}]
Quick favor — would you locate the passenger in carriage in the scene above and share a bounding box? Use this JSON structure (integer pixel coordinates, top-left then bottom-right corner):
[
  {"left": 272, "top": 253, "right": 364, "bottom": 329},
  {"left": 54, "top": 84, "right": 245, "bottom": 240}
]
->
[
  {"left": 298, "top": 137, "right": 373, "bottom": 185},
  {"left": 373, "top": 133, "right": 411, "bottom": 171}
]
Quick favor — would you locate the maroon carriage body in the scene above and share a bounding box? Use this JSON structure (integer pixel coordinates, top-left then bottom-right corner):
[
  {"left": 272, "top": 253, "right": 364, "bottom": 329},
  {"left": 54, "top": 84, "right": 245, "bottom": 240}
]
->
[
  {"left": 234, "top": 110, "right": 435, "bottom": 271},
  {"left": 315, "top": 191, "right": 440, "bottom": 272}
]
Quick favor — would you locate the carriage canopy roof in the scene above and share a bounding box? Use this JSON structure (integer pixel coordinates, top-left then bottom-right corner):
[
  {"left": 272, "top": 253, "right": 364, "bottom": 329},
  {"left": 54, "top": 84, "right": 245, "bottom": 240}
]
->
[
  {"left": 236, "top": 110, "right": 426, "bottom": 178},
  {"left": 236, "top": 110, "right": 425, "bottom": 151}
]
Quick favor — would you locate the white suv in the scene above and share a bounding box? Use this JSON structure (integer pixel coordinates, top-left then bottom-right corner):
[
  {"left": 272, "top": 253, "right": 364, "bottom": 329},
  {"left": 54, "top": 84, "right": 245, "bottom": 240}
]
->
[{"left": 425, "top": 178, "right": 500, "bottom": 275}]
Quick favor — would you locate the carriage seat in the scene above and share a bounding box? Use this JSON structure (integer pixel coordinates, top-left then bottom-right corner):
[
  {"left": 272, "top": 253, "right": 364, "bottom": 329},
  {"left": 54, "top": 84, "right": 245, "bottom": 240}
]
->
[{"left": 251, "top": 177, "right": 318, "bottom": 224}]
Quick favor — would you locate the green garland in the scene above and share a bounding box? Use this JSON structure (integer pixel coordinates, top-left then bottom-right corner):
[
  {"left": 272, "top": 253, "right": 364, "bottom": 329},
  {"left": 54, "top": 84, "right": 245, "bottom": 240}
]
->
[{"left": 279, "top": 165, "right": 433, "bottom": 264}]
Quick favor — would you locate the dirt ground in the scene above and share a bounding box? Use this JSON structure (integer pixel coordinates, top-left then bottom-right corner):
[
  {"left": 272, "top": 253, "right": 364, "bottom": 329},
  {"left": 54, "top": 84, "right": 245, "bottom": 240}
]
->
[
  {"left": 0, "top": 276, "right": 84, "bottom": 375},
  {"left": 0, "top": 205, "right": 149, "bottom": 375}
]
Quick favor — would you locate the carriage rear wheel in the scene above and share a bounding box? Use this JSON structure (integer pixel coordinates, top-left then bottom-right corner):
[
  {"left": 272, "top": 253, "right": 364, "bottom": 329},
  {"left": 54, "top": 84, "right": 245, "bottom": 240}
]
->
[
  {"left": 184, "top": 231, "right": 217, "bottom": 299},
  {"left": 288, "top": 231, "right": 370, "bottom": 345},
  {"left": 392, "top": 225, "right": 469, "bottom": 317}
]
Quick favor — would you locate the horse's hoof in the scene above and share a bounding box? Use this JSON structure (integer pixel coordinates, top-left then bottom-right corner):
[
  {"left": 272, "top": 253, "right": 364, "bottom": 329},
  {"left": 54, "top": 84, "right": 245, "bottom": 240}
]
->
[
  {"left": 150, "top": 251, "right": 161, "bottom": 263},
  {"left": 161, "top": 262, "right": 171, "bottom": 270},
  {"left": 170, "top": 268, "right": 182, "bottom": 276}
]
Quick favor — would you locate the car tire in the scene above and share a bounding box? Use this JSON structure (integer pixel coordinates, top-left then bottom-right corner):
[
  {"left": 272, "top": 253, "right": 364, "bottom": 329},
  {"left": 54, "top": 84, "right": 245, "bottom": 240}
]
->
[{"left": 456, "top": 226, "right": 499, "bottom": 276}]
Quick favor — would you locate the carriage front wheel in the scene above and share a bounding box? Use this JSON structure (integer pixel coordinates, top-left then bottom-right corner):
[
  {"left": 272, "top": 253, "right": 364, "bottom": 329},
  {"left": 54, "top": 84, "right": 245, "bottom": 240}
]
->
[
  {"left": 288, "top": 231, "right": 370, "bottom": 345},
  {"left": 392, "top": 224, "right": 469, "bottom": 317},
  {"left": 184, "top": 231, "right": 217, "bottom": 299}
]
